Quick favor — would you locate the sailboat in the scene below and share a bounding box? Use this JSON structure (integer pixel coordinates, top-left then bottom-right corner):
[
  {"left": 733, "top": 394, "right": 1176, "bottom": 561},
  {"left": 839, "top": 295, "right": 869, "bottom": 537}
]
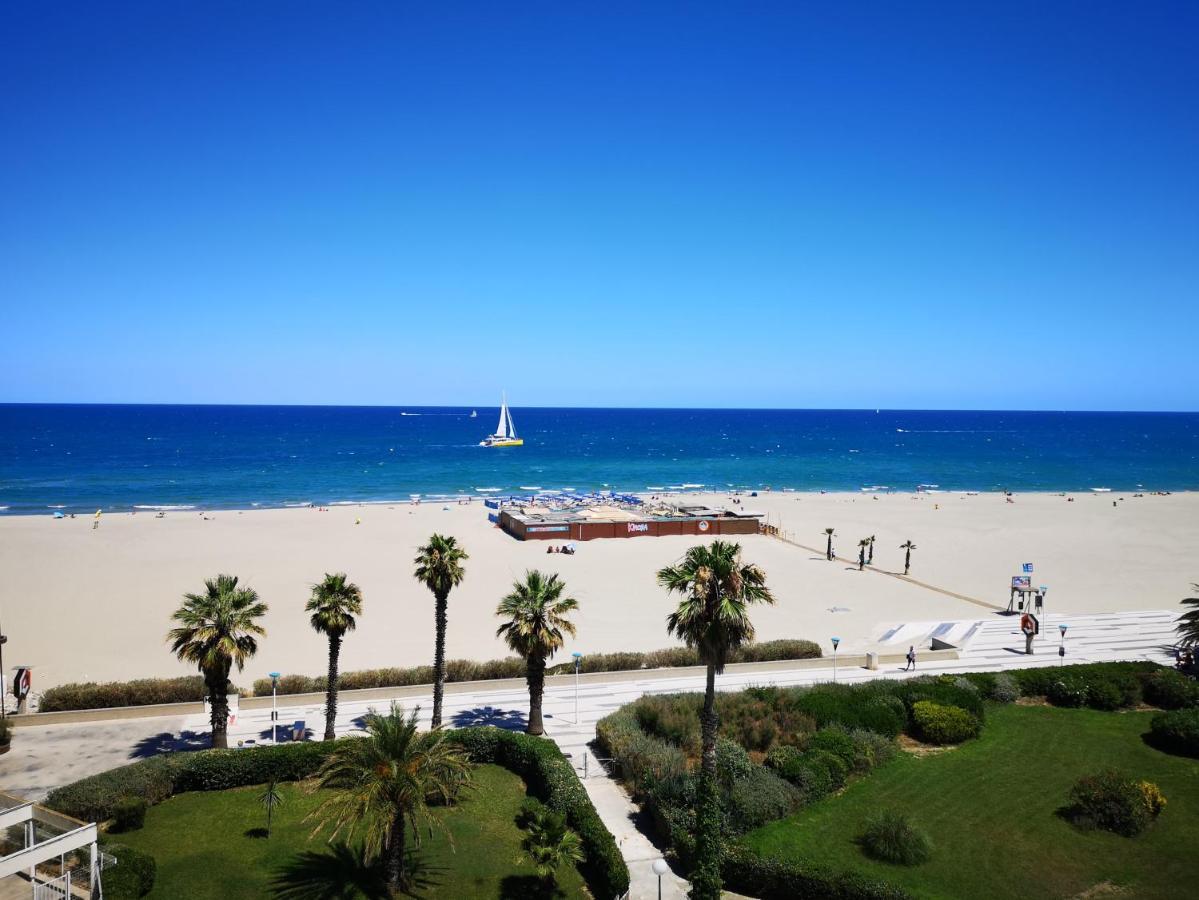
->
[{"left": 479, "top": 393, "right": 523, "bottom": 447}]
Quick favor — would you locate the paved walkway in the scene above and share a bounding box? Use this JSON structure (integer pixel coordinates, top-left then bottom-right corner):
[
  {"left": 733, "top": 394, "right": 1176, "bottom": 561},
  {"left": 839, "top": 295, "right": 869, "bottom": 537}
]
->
[{"left": 0, "top": 608, "right": 1178, "bottom": 899}]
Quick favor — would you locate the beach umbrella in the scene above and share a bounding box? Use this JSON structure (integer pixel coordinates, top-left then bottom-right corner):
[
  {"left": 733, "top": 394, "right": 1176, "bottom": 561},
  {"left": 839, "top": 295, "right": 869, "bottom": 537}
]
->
[{"left": 94, "top": 509, "right": 102, "bottom": 518}]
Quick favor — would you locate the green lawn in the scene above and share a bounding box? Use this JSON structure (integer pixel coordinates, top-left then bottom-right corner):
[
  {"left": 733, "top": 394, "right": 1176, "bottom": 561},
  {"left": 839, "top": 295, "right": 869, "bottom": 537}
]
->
[
  {"left": 743, "top": 704, "right": 1199, "bottom": 900},
  {"left": 112, "top": 763, "right": 587, "bottom": 899}
]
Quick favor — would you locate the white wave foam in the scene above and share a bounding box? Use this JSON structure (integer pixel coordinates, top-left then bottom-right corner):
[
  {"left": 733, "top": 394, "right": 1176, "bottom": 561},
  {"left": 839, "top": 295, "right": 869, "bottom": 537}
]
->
[{"left": 134, "top": 505, "right": 196, "bottom": 511}]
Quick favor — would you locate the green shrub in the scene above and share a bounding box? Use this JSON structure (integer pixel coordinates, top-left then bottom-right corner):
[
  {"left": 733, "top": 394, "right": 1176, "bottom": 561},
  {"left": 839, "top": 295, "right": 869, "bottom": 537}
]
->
[
  {"left": 1144, "top": 669, "right": 1199, "bottom": 710},
  {"left": 1086, "top": 679, "right": 1126, "bottom": 711},
  {"left": 847, "top": 728, "right": 898, "bottom": 771},
  {"left": 445, "top": 728, "right": 629, "bottom": 899},
  {"left": 858, "top": 810, "right": 932, "bottom": 865},
  {"left": 893, "top": 676, "right": 985, "bottom": 723},
  {"left": 808, "top": 726, "right": 858, "bottom": 769},
  {"left": 111, "top": 796, "right": 148, "bottom": 832},
  {"left": 990, "top": 673, "right": 1020, "bottom": 703},
  {"left": 1148, "top": 707, "right": 1199, "bottom": 757},
  {"left": 725, "top": 766, "right": 802, "bottom": 833},
  {"left": 100, "top": 843, "right": 156, "bottom": 898},
  {"left": 1047, "top": 676, "right": 1089, "bottom": 708},
  {"left": 911, "top": 701, "right": 980, "bottom": 745},
  {"left": 39, "top": 676, "right": 217, "bottom": 712},
  {"left": 721, "top": 843, "right": 913, "bottom": 899},
  {"left": 801, "top": 748, "right": 849, "bottom": 791},
  {"left": 792, "top": 685, "right": 906, "bottom": 737},
  {"left": 716, "top": 738, "right": 754, "bottom": 784},
  {"left": 1067, "top": 769, "right": 1160, "bottom": 836},
  {"left": 595, "top": 706, "right": 688, "bottom": 793},
  {"left": 765, "top": 744, "right": 801, "bottom": 772}
]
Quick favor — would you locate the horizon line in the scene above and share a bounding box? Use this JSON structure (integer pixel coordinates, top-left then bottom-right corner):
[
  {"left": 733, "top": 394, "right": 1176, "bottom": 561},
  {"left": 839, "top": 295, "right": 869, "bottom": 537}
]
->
[{"left": 1, "top": 401, "right": 1197, "bottom": 415}]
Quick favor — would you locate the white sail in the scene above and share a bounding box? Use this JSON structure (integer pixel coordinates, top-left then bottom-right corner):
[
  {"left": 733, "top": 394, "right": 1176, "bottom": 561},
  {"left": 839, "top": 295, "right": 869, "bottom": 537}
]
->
[
  {"left": 505, "top": 403, "right": 517, "bottom": 438},
  {"left": 495, "top": 395, "right": 509, "bottom": 438}
]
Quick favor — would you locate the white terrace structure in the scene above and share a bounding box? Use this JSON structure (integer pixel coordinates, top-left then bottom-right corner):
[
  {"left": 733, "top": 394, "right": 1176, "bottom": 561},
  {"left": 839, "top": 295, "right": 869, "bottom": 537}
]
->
[{"left": 0, "top": 794, "right": 101, "bottom": 899}]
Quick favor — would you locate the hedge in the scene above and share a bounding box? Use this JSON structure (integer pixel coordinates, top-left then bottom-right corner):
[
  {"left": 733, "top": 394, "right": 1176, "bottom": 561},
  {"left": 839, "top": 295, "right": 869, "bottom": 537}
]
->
[
  {"left": 445, "top": 728, "right": 629, "bottom": 899},
  {"left": 722, "top": 843, "right": 912, "bottom": 899},
  {"left": 38, "top": 676, "right": 223, "bottom": 713},
  {"left": 100, "top": 843, "right": 156, "bottom": 899},
  {"left": 1012, "top": 661, "right": 1161, "bottom": 709},
  {"left": 1143, "top": 669, "right": 1199, "bottom": 710},
  {"left": 45, "top": 741, "right": 339, "bottom": 823},
  {"left": 254, "top": 639, "right": 823, "bottom": 697},
  {"left": 911, "top": 701, "right": 981, "bottom": 745}
]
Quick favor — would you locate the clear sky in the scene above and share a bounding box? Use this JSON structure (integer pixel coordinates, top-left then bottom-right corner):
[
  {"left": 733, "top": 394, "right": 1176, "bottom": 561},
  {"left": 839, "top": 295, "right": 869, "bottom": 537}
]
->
[{"left": 1, "top": 2, "right": 1196, "bottom": 410}]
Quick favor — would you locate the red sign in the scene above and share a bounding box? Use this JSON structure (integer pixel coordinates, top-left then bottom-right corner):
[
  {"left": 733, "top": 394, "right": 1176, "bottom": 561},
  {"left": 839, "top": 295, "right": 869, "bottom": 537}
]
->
[{"left": 13, "top": 667, "right": 31, "bottom": 699}]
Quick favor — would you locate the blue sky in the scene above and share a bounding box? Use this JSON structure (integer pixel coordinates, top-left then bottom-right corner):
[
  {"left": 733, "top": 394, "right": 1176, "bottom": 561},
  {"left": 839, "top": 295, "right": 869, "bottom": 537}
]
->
[{"left": 1, "top": 2, "right": 1196, "bottom": 410}]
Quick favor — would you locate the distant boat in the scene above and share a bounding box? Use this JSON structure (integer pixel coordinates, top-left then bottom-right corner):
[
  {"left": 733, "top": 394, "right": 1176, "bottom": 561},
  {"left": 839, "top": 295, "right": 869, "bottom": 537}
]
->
[
  {"left": 1091, "top": 487, "right": 1112, "bottom": 493},
  {"left": 479, "top": 393, "right": 524, "bottom": 447},
  {"left": 470, "top": 410, "right": 477, "bottom": 418}
]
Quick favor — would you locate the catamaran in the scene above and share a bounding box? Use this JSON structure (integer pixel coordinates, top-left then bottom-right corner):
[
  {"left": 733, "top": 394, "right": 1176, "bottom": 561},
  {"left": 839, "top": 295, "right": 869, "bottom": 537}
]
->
[{"left": 480, "top": 393, "right": 523, "bottom": 447}]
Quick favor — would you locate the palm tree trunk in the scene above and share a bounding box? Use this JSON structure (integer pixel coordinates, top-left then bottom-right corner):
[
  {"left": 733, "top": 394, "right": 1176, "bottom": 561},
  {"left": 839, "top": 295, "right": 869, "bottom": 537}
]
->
[
  {"left": 690, "top": 662, "right": 722, "bottom": 900},
  {"left": 324, "top": 634, "right": 341, "bottom": 741},
  {"left": 858, "top": 549, "right": 865, "bottom": 571},
  {"left": 905, "top": 550, "right": 911, "bottom": 575},
  {"left": 526, "top": 653, "right": 546, "bottom": 735},
  {"left": 207, "top": 665, "right": 230, "bottom": 749},
  {"left": 432, "top": 592, "right": 448, "bottom": 728},
  {"left": 386, "top": 814, "right": 406, "bottom": 894},
  {"left": 868, "top": 542, "right": 874, "bottom": 564},
  {"left": 826, "top": 535, "right": 833, "bottom": 560}
]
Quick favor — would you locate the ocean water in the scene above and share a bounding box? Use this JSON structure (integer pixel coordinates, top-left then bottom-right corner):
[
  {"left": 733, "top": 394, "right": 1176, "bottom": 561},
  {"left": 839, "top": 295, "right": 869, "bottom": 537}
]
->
[{"left": 0, "top": 404, "right": 1196, "bottom": 514}]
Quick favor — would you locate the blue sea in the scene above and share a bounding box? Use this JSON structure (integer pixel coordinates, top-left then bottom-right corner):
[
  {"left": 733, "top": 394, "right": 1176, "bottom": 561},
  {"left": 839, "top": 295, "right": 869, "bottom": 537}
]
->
[{"left": 1, "top": 405, "right": 1196, "bottom": 514}]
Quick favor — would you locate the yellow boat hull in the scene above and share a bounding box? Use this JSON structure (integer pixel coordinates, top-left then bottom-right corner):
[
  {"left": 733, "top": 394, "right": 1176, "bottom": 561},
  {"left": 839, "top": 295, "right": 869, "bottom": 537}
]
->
[{"left": 482, "top": 438, "right": 524, "bottom": 447}]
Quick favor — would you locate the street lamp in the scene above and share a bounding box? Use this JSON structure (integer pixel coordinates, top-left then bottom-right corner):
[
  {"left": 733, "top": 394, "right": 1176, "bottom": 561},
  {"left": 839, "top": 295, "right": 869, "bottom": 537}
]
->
[
  {"left": 571, "top": 652, "right": 583, "bottom": 725},
  {"left": 652, "top": 858, "right": 669, "bottom": 900},
  {"left": 269, "top": 672, "right": 281, "bottom": 743},
  {"left": 831, "top": 637, "right": 841, "bottom": 683},
  {"left": 1058, "top": 625, "right": 1068, "bottom": 666}
]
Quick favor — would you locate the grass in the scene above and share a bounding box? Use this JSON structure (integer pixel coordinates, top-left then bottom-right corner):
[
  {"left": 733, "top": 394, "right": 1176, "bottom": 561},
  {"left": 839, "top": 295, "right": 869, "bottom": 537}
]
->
[
  {"left": 742, "top": 704, "right": 1199, "bottom": 900},
  {"left": 112, "top": 763, "right": 587, "bottom": 899}
]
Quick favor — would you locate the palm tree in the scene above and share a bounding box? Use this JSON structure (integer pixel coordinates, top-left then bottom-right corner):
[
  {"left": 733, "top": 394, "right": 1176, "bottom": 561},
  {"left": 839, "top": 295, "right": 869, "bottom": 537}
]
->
[
  {"left": 1175, "top": 586, "right": 1199, "bottom": 648},
  {"left": 307, "top": 573, "right": 364, "bottom": 741},
  {"left": 657, "top": 541, "right": 775, "bottom": 900},
  {"left": 824, "top": 527, "right": 835, "bottom": 561},
  {"left": 520, "top": 807, "right": 584, "bottom": 892},
  {"left": 495, "top": 571, "right": 578, "bottom": 736},
  {"left": 858, "top": 538, "right": 870, "bottom": 571},
  {"left": 867, "top": 534, "right": 876, "bottom": 565},
  {"left": 413, "top": 534, "right": 469, "bottom": 729},
  {"left": 259, "top": 778, "right": 284, "bottom": 837},
  {"left": 168, "top": 574, "right": 267, "bottom": 749},
  {"left": 306, "top": 703, "right": 472, "bottom": 895},
  {"left": 900, "top": 540, "right": 917, "bottom": 575}
]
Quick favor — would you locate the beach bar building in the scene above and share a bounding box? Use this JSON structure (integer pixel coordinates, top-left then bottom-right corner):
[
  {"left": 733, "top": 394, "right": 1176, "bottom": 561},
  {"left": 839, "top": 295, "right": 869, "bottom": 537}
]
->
[{"left": 498, "top": 502, "right": 763, "bottom": 541}]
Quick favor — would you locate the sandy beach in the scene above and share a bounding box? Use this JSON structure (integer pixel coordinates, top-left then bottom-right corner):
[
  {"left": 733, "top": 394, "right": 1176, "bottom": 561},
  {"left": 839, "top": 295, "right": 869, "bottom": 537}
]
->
[{"left": 3, "top": 490, "right": 1196, "bottom": 692}]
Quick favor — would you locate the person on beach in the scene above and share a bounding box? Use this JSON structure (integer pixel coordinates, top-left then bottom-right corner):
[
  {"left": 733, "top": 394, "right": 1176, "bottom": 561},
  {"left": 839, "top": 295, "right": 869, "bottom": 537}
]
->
[{"left": 905, "top": 646, "right": 916, "bottom": 671}]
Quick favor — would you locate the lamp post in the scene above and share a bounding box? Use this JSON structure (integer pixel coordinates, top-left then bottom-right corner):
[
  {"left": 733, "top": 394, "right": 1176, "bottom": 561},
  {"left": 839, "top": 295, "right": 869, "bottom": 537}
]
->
[
  {"left": 269, "top": 672, "right": 280, "bottom": 743},
  {"left": 652, "top": 858, "right": 669, "bottom": 900},
  {"left": 831, "top": 637, "right": 841, "bottom": 683},
  {"left": 571, "top": 652, "right": 583, "bottom": 725},
  {"left": 0, "top": 613, "right": 7, "bottom": 719},
  {"left": 1058, "top": 625, "right": 1068, "bottom": 666}
]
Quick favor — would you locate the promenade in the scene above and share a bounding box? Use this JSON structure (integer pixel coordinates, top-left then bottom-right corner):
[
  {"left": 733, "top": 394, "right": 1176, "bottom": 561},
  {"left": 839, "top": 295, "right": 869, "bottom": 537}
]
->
[{"left": 0, "top": 606, "right": 1178, "bottom": 898}]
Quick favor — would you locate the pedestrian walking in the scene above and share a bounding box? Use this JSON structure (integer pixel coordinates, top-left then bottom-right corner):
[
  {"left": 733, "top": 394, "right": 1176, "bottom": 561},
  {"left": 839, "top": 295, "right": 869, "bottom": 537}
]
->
[{"left": 905, "top": 646, "right": 916, "bottom": 671}]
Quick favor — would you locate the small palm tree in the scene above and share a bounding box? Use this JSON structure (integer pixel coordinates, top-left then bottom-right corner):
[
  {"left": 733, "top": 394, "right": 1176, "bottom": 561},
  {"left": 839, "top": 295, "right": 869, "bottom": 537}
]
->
[
  {"left": 900, "top": 540, "right": 917, "bottom": 575},
  {"left": 1175, "top": 585, "right": 1199, "bottom": 648},
  {"left": 413, "top": 534, "right": 469, "bottom": 729},
  {"left": 259, "top": 778, "right": 284, "bottom": 837},
  {"left": 306, "top": 703, "right": 473, "bottom": 895},
  {"left": 858, "top": 538, "right": 870, "bottom": 571},
  {"left": 168, "top": 574, "right": 267, "bottom": 749},
  {"left": 658, "top": 541, "right": 775, "bottom": 900},
  {"left": 867, "top": 534, "right": 876, "bottom": 565},
  {"left": 520, "top": 807, "right": 584, "bottom": 891},
  {"left": 824, "top": 527, "right": 835, "bottom": 560},
  {"left": 496, "top": 571, "right": 578, "bottom": 736},
  {"left": 307, "top": 573, "right": 364, "bottom": 741}
]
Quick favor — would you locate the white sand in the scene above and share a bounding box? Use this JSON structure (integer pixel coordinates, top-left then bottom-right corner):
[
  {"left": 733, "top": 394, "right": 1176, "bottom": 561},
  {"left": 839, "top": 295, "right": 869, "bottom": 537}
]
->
[{"left": 3, "top": 491, "right": 1195, "bottom": 691}]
